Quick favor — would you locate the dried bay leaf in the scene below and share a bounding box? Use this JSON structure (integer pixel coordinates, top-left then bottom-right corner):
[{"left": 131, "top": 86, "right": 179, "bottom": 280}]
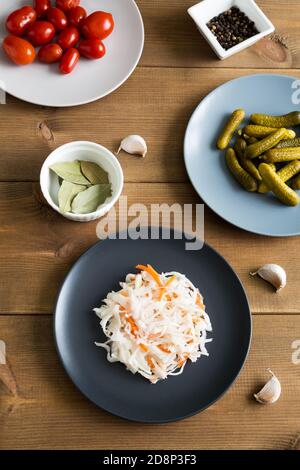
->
[
  {"left": 71, "top": 183, "right": 112, "bottom": 214},
  {"left": 58, "top": 181, "right": 87, "bottom": 213},
  {"left": 80, "top": 161, "right": 110, "bottom": 184},
  {"left": 50, "top": 161, "right": 90, "bottom": 185}
]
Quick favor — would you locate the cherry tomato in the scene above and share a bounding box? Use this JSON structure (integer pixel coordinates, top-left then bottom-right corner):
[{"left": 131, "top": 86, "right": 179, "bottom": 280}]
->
[
  {"left": 56, "top": 0, "right": 80, "bottom": 13},
  {"left": 2, "top": 35, "right": 35, "bottom": 65},
  {"left": 59, "top": 47, "right": 79, "bottom": 74},
  {"left": 81, "top": 11, "right": 114, "bottom": 40},
  {"left": 68, "top": 6, "right": 86, "bottom": 27},
  {"left": 47, "top": 7, "right": 68, "bottom": 31},
  {"left": 27, "top": 21, "right": 55, "bottom": 46},
  {"left": 38, "top": 43, "right": 63, "bottom": 63},
  {"left": 57, "top": 26, "right": 79, "bottom": 49},
  {"left": 34, "top": 0, "right": 51, "bottom": 18},
  {"left": 78, "top": 38, "right": 106, "bottom": 60},
  {"left": 6, "top": 6, "right": 37, "bottom": 36}
]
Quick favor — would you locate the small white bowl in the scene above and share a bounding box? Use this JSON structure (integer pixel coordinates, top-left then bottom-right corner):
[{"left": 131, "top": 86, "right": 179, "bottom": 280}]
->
[
  {"left": 188, "top": 0, "right": 275, "bottom": 60},
  {"left": 40, "top": 141, "right": 124, "bottom": 222}
]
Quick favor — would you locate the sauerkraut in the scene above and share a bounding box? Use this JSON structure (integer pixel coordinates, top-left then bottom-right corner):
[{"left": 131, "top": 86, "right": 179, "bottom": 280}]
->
[{"left": 94, "top": 264, "right": 212, "bottom": 384}]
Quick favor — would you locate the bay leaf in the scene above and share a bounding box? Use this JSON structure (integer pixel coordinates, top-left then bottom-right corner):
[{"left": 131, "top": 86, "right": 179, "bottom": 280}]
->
[
  {"left": 50, "top": 161, "right": 90, "bottom": 185},
  {"left": 71, "top": 183, "right": 112, "bottom": 214},
  {"left": 58, "top": 181, "right": 87, "bottom": 213},
  {"left": 80, "top": 161, "right": 109, "bottom": 184}
]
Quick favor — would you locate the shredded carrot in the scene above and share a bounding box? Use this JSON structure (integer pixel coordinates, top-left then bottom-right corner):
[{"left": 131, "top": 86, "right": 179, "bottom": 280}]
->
[
  {"left": 148, "top": 333, "right": 160, "bottom": 340},
  {"left": 120, "top": 290, "right": 129, "bottom": 297},
  {"left": 139, "top": 343, "right": 148, "bottom": 353},
  {"left": 146, "top": 356, "right": 155, "bottom": 369},
  {"left": 158, "top": 344, "right": 171, "bottom": 353},
  {"left": 127, "top": 315, "right": 138, "bottom": 337},
  {"left": 196, "top": 293, "right": 205, "bottom": 310},
  {"left": 136, "top": 264, "right": 163, "bottom": 287},
  {"left": 158, "top": 287, "right": 166, "bottom": 301},
  {"left": 165, "top": 275, "right": 176, "bottom": 287}
]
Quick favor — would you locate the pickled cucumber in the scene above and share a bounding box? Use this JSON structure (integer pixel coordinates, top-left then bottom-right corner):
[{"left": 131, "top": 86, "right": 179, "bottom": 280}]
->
[
  {"left": 245, "top": 128, "right": 287, "bottom": 159},
  {"left": 217, "top": 109, "right": 245, "bottom": 150},
  {"left": 247, "top": 137, "right": 258, "bottom": 144},
  {"left": 258, "top": 163, "right": 300, "bottom": 206},
  {"left": 258, "top": 160, "right": 300, "bottom": 193},
  {"left": 234, "top": 137, "right": 247, "bottom": 157},
  {"left": 244, "top": 125, "right": 296, "bottom": 139},
  {"left": 277, "top": 137, "right": 300, "bottom": 148},
  {"left": 250, "top": 111, "right": 300, "bottom": 128},
  {"left": 265, "top": 147, "right": 300, "bottom": 163},
  {"left": 292, "top": 174, "right": 300, "bottom": 190},
  {"left": 226, "top": 148, "right": 257, "bottom": 192},
  {"left": 234, "top": 138, "right": 262, "bottom": 181}
]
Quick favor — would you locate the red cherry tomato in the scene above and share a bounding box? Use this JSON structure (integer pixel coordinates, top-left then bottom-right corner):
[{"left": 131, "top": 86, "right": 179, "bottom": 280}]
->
[
  {"left": 47, "top": 7, "right": 68, "bottom": 31},
  {"left": 81, "top": 11, "right": 114, "bottom": 40},
  {"left": 27, "top": 21, "right": 55, "bottom": 46},
  {"left": 78, "top": 38, "right": 106, "bottom": 60},
  {"left": 68, "top": 6, "right": 86, "bottom": 27},
  {"left": 57, "top": 26, "right": 79, "bottom": 49},
  {"left": 56, "top": 0, "right": 80, "bottom": 13},
  {"left": 6, "top": 6, "right": 37, "bottom": 36},
  {"left": 59, "top": 47, "right": 79, "bottom": 74},
  {"left": 2, "top": 35, "right": 36, "bottom": 65},
  {"left": 38, "top": 43, "right": 63, "bottom": 63},
  {"left": 34, "top": 0, "right": 51, "bottom": 18}
]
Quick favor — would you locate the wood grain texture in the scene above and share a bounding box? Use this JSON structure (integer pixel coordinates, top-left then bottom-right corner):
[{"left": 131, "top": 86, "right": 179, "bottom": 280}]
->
[
  {"left": 1, "top": 68, "right": 300, "bottom": 183},
  {"left": 139, "top": 0, "right": 299, "bottom": 68},
  {"left": 0, "top": 182, "right": 299, "bottom": 315},
  {"left": 1, "top": 314, "right": 299, "bottom": 450}
]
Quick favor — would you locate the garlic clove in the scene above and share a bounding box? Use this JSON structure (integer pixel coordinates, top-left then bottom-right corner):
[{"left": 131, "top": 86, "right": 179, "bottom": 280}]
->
[
  {"left": 117, "top": 135, "right": 147, "bottom": 158},
  {"left": 254, "top": 369, "right": 281, "bottom": 404},
  {"left": 250, "top": 263, "right": 286, "bottom": 292}
]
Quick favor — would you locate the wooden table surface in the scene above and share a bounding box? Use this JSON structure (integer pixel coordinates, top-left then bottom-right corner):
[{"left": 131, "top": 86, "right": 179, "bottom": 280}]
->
[{"left": 1, "top": 0, "right": 300, "bottom": 450}]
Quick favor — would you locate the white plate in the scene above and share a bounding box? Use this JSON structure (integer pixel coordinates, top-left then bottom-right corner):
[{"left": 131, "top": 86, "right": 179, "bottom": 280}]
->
[{"left": 0, "top": 0, "right": 144, "bottom": 107}]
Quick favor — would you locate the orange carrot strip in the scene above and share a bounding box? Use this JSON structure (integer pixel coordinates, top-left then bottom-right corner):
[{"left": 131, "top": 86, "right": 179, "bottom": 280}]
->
[
  {"left": 196, "top": 293, "right": 205, "bottom": 310},
  {"left": 165, "top": 275, "right": 176, "bottom": 287},
  {"left": 146, "top": 356, "right": 155, "bottom": 369},
  {"left": 136, "top": 264, "right": 162, "bottom": 287},
  {"left": 158, "top": 287, "right": 165, "bottom": 301},
  {"left": 126, "top": 315, "right": 138, "bottom": 337},
  {"left": 120, "top": 290, "right": 129, "bottom": 297},
  {"left": 158, "top": 344, "right": 170, "bottom": 353},
  {"left": 139, "top": 343, "right": 148, "bottom": 353}
]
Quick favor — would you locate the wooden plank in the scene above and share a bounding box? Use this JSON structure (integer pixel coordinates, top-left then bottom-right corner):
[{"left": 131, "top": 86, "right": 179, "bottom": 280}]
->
[
  {"left": 139, "top": 0, "right": 299, "bottom": 68},
  {"left": 0, "top": 314, "right": 299, "bottom": 450},
  {"left": 0, "top": 182, "right": 299, "bottom": 315},
  {"left": 1, "top": 68, "right": 300, "bottom": 183}
]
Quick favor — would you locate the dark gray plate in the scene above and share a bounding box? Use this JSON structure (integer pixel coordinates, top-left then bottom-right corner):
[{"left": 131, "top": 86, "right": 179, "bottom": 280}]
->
[{"left": 54, "top": 233, "right": 251, "bottom": 423}]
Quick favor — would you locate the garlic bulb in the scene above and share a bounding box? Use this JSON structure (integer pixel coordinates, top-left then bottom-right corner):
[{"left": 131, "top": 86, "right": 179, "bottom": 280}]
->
[
  {"left": 117, "top": 135, "right": 147, "bottom": 158},
  {"left": 250, "top": 263, "right": 286, "bottom": 292},
  {"left": 254, "top": 369, "right": 281, "bottom": 404}
]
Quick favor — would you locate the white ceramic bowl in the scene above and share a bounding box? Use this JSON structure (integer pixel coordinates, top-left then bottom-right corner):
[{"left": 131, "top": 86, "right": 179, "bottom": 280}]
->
[
  {"left": 40, "top": 141, "right": 124, "bottom": 222},
  {"left": 188, "top": 0, "right": 275, "bottom": 60}
]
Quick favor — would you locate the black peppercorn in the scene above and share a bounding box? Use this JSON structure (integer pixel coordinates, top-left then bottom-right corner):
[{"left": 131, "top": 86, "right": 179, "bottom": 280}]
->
[{"left": 207, "top": 6, "right": 259, "bottom": 50}]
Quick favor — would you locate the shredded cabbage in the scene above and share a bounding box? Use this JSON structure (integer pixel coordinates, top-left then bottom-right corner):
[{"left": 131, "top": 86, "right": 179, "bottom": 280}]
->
[{"left": 94, "top": 265, "right": 212, "bottom": 384}]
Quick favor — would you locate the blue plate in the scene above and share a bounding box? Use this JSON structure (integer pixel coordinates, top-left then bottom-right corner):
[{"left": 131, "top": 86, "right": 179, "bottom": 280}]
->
[{"left": 184, "top": 74, "right": 300, "bottom": 237}]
